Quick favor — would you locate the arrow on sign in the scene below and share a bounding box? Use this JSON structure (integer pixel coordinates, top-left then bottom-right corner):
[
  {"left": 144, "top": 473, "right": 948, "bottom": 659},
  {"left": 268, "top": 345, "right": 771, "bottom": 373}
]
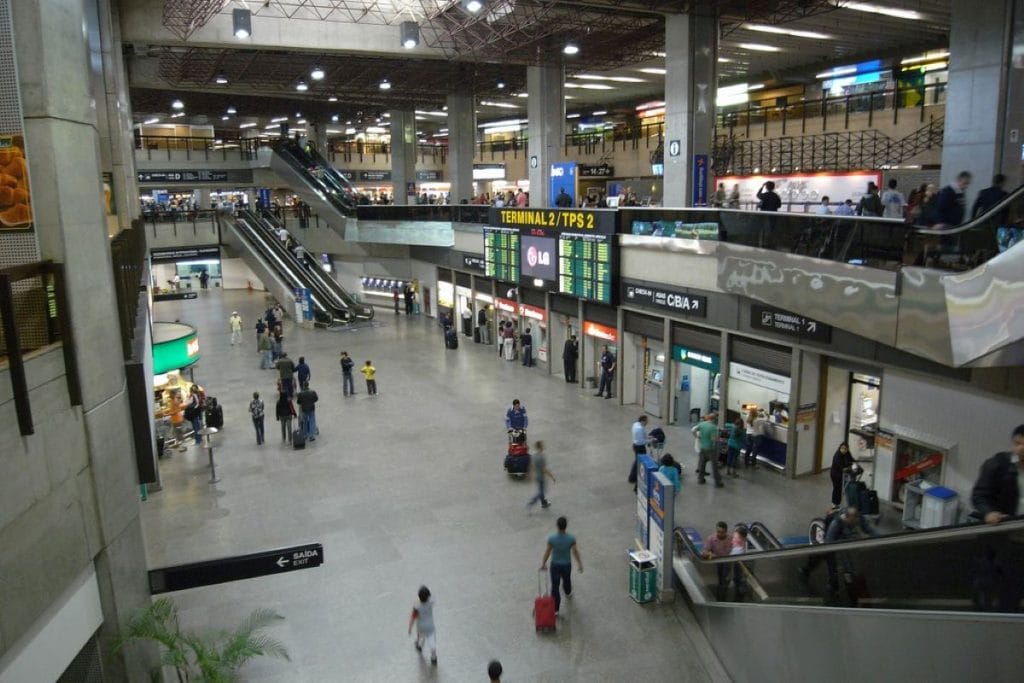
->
[
  {"left": 275, "top": 556, "right": 290, "bottom": 568},
  {"left": 807, "top": 322, "right": 817, "bottom": 332}
]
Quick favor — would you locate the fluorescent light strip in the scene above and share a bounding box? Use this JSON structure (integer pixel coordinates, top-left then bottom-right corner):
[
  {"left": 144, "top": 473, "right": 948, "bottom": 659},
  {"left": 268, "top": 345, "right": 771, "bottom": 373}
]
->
[
  {"left": 901, "top": 51, "right": 949, "bottom": 65},
  {"left": 737, "top": 43, "right": 782, "bottom": 52},
  {"left": 816, "top": 66, "right": 858, "bottom": 79},
  {"left": 143, "top": 117, "right": 159, "bottom": 124},
  {"left": 271, "top": 117, "right": 288, "bottom": 123},
  {"left": 743, "top": 23, "right": 831, "bottom": 40},
  {"left": 842, "top": 2, "right": 923, "bottom": 21},
  {"left": 638, "top": 67, "right": 666, "bottom": 75},
  {"left": 479, "top": 101, "right": 520, "bottom": 109},
  {"left": 566, "top": 83, "right": 615, "bottom": 90},
  {"left": 575, "top": 74, "right": 646, "bottom": 83},
  {"left": 239, "top": 122, "right": 257, "bottom": 129}
]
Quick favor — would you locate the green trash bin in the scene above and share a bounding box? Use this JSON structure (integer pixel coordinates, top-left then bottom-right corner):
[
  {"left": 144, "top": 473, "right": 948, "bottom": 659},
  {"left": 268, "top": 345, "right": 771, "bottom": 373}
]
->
[{"left": 629, "top": 550, "right": 658, "bottom": 603}]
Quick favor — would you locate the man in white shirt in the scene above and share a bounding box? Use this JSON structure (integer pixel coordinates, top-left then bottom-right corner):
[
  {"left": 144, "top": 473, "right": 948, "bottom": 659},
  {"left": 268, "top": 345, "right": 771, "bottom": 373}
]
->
[
  {"left": 881, "top": 178, "right": 906, "bottom": 219},
  {"left": 814, "top": 196, "right": 832, "bottom": 215}
]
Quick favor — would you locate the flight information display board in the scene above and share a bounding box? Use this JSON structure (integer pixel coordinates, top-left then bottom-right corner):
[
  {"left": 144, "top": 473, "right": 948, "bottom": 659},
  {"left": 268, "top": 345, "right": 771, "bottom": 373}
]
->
[
  {"left": 558, "top": 232, "right": 612, "bottom": 303},
  {"left": 483, "top": 227, "right": 520, "bottom": 283}
]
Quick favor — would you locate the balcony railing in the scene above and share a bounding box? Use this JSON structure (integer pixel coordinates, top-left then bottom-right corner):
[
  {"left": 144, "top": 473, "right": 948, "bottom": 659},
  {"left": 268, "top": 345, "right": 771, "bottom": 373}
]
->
[{"left": 135, "top": 135, "right": 263, "bottom": 161}]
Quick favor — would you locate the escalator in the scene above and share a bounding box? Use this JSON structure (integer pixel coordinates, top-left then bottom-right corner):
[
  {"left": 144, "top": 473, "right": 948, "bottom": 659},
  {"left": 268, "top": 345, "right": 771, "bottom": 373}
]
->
[
  {"left": 221, "top": 211, "right": 372, "bottom": 325},
  {"left": 269, "top": 139, "right": 358, "bottom": 227},
  {"left": 619, "top": 183, "right": 1024, "bottom": 368},
  {"left": 672, "top": 518, "right": 1024, "bottom": 680}
]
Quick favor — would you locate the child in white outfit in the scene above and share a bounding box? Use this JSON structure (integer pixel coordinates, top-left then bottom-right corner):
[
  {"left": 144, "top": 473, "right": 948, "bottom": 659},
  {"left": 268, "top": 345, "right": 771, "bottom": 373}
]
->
[{"left": 407, "top": 585, "right": 437, "bottom": 665}]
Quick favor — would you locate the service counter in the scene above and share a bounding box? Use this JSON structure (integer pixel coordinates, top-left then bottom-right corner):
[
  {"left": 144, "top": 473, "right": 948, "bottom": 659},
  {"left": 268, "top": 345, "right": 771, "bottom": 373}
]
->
[{"left": 758, "top": 421, "right": 789, "bottom": 470}]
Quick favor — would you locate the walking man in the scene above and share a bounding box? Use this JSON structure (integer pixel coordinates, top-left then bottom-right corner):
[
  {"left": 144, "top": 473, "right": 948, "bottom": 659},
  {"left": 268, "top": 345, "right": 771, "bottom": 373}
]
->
[
  {"left": 340, "top": 351, "right": 355, "bottom": 396},
  {"left": 629, "top": 415, "right": 649, "bottom": 487},
  {"left": 693, "top": 413, "right": 723, "bottom": 488},
  {"left": 296, "top": 381, "right": 319, "bottom": 442},
  {"left": 562, "top": 334, "right": 578, "bottom": 382},
  {"left": 296, "top": 356, "right": 311, "bottom": 387},
  {"left": 229, "top": 311, "right": 243, "bottom": 345},
  {"left": 521, "top": 326, "right": 534, "bottom": 367},
  {"left": 527, "top": 440, "right": 555, "bottom": 509},
  {"left": 249, "top": 391, "right": 265, "bottom": 445},
  {"left": 275, "top": 391, "right": 295, "bottom": 444},
  {"left": 276, "top": 352, "right": 296, "bottom": 398},
  {"left": 595, "top": 345, "right": 616, "bottom": 399},
  {"left": 539, "top": 516, "right": 583, "bottom": 616}
]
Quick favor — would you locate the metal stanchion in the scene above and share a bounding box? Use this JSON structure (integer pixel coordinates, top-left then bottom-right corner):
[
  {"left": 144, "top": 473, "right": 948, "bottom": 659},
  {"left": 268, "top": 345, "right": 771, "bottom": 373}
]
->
[{"left": 200, "top": 426, "right": 220, "bottom": 483}]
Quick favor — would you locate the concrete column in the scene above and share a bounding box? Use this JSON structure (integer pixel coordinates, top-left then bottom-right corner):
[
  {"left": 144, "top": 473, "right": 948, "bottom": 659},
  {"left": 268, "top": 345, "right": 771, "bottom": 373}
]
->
[
  {"left": 12, "top": 0, "right": 152, "bottom": 678},
  {"left": 526, "top": 63, "right": 565, "bottom": 207},
  {"left": 389, "top": 109, "right": 416, "bottom": 205},
  {"left": 577, "top": 298, "right": 585, "bottom": 394},
  {"left": 941, "top": 0, "right": 1020, "bottom": 203},
  {"left": 309, "top": 119, "right": 328, "bottom": 157},
  {"left": 662, "top": 317, "right": 672, "bottom": 423},
  {"left": 663, "top": 9, "right": 718, "bottom": 207},
  {"left": 446, "top": 93, "right": 475, "bottom": 204}
]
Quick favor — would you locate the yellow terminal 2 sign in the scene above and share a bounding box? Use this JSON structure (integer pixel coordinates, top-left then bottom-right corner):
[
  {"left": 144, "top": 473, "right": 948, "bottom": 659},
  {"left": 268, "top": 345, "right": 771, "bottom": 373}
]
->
[{"left": 489, "top": 207, "right": 617, "bottom": 235}]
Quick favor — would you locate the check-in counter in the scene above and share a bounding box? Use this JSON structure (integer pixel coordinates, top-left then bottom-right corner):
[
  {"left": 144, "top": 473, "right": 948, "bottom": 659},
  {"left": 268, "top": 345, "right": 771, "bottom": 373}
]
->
[{"left": 759, "top": 421, "right": 788, "bottom": 470}]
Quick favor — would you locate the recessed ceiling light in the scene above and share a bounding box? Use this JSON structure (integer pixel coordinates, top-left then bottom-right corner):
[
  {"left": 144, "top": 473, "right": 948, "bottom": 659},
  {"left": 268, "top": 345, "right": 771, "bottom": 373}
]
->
[
  {"left": 742, "top": 23, "right": 831, "bottom": 40},
  {"left": 226, "top": 106, "right": 237, "bottom": 114},
  {"left": 331, "top": 115, "right": 339, "bottom": 122},
  {"left": 566, "top": 83, "right": 614, "bottom": 90},
  {"left": 563, "top": 43, "right": 579, "bottom": 56},
  {"left": 566, "top": 113, "right": 581, "bottom": 119},
  {"left": 592, "top": 110, "right": 607, "bottom": 116},
  {"left": 497, "top": 80, "right": 506, "bottom": 89},
  {"left": 638, "top": 67, "right": 666, "bottom": 75},
  {"left": 232, "top": 8, "right": 251, "bottom": 39},
  {"left": 171, "top": 99, "right": 184, "bottom": 109},
  {"left": 310, "top": 66, "right": 325, "bottom": 81},
  {"left": 842, "top": 2, "right": 922, "bottom": 20},
  {"left": 215, "top": 73, "right": 228, "bottom": 84},
  {"left": 717, "top": 57, "right": 733, "bottom": 64},
  {"left": 464, "top": 0, "right": 483, "bottom": 12},
  {"left": 143, "top": 117, "right": 159, "bottom": 125},
  {"left": 328, "top": 95, "right": 338, "bottom": 102},
  {"left": 271, "top": 117, "right": 288, "bottom": 123},
  {"left": 816, "top": 66, "right": 858, "bottom": 79},
  {"left": 737, "top": 43, "right": 782, "bottom": 52},
  {"left": 379, "top": 79, "right": 391, "bottom": 90},
  {"left": 295, "top": 80, "right": 308, "bottom": 91},
  {"left": 295, "top": 112, "right": 302, "bottom": 118}
]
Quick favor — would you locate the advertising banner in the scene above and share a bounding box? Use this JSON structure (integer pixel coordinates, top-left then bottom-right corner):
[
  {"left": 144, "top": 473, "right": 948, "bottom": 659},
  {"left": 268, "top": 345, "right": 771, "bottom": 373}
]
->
[
  {"left": 715, "top": 171, "right": 883, "bottom": 212},
  {"left": 549, "top": 162, "right": 577, "bottom": 208},
  {"left": 0, "top": 135, "right": 32, "bottom": 231},
  {"left": 692, "top": 154, "right": 709, "bottom": 206}
]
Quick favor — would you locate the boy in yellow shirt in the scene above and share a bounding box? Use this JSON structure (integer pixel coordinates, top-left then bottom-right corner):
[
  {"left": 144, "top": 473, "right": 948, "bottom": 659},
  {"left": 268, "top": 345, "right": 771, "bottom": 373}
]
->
[{"left": 360, "top": 360, "right": 377, "bottom": 395}]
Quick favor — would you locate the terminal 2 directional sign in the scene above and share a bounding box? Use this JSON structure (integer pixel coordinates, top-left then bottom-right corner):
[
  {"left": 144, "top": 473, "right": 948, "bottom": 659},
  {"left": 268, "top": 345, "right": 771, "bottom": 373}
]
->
[
  {"left": 750, "top": 304, "right": 832, "bottom": 343},
  {"left": 149, "top": 543, "right": 324, "bottom": 594}
]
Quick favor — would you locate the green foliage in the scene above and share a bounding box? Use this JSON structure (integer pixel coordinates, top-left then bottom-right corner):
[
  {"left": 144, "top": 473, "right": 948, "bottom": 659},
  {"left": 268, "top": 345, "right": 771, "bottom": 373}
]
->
[{"left": 113, "top": 598, "right": 290, "bottom": 682}]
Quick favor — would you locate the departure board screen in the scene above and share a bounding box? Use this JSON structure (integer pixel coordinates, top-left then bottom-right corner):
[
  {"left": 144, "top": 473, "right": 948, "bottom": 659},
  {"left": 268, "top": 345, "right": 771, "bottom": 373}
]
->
[
  {"left": 558, "top": 232, "right": 612, "bottom": 303},
  {"left": 483, "top": 227, "right": 520, "bottom": 283}
]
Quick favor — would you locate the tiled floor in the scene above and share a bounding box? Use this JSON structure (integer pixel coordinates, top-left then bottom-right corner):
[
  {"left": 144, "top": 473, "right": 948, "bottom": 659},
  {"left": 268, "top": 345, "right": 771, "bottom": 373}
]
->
[{"left": 142, "top": 289, "right": 835, "bottom": 681}]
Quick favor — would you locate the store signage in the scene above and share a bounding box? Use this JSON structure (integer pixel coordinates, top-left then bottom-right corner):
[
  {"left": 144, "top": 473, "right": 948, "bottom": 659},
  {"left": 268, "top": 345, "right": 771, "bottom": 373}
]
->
[
  {"left": 359, "top": 170, "right": 392, "bottom": 182},
  {"left": 489, "top": 207, "right": 616, "bottom": 234},
  {"left": 729, "top": 362, "right": 791, "bottom": 395},
  {"left": 493, "top": 297, "right": 546, "bottom": 321},
  {"left": 751, "top": 304, "right": 832, "bottom": 343},
  {"left": 416, "top": 170, "right": 443, "bottom": 182},
  {"left": 671, "top": 345, "right": 720, "bottom": 373},
  {"left": 549, "top": 162, "right": 577, "bottom": 208},
  {"left": 149, "top": 543, "right": 324, "bottom": 594},
  {"left": 150, "top": 246, "right": 220, "bottom": 262},
  {"left": 584, "top": 320, "right": 617, "bottom": 343},
  {"left": 622, "top": 282, "right": 707, "bottom": 318},
  {"left": 496, "top": 297, "right": 517, "bottom": 314},
  {"left": 137, "top": 169, "right": 250, "bottom": 183},
  {"left": 473, "top": 163, "right": 506, "bottom": 180},
  {"left": 462, "top": 254, "right": 486, "bottom": 271},
  {"left": 152, "top": 328, "right": 200, "bottom": 375},
  {"left": 579, "top": 164, "right": 614, "bottom": 178}
]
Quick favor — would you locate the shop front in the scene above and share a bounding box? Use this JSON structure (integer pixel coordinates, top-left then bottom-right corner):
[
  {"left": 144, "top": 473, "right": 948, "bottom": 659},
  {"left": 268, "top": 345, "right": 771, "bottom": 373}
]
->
[
  {"left": 151, "top": 245, "right": 222, "bottom": 292},
  {"left": 670, "top": 344, "right": 721, "bottom": 425},
  {"left": 582, "top": 319, "right": 617, "bottom": 390},
  {"left": 470, "top": 275, "right": 494, "bottom": 345},
  {"left": 455, "top": 272, "right": 474, "bottom": 337},
  {"left": 820, "top": 360, "right": 884, "bottom": 482},
  {"left": 520, "top": 289, "right": 548, "bottom": 365},
  {"left": 726, "top": 360, "right": 792, "bottom": 470},
  {"left": 151, "top": 321, "right": 202, "bottom": 456},
  {"left": 621, "top": 311, "right": 664, "bottom": 415}
]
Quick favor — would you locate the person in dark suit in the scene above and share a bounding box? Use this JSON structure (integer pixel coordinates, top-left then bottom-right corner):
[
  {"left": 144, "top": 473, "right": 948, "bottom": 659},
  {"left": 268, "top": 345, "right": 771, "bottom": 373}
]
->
[
  {"left": 562, "top": 334, "right": 578, "bottom": 382},
  {"left": 972, "top": 424, "right": 1024, "bottom": 524},
  {"left": 971, "top": 174, "right": 1008, "bottom": 220},
  {"left": 930, "top": 171, "right": 972, "bottom": 227}
]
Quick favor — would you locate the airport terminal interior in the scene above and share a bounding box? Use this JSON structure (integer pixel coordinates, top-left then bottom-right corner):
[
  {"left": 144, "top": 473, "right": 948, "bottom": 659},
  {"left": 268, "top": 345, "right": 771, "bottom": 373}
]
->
[{"left": 2, "top": 1, "right": 1024, "bottom": 681}]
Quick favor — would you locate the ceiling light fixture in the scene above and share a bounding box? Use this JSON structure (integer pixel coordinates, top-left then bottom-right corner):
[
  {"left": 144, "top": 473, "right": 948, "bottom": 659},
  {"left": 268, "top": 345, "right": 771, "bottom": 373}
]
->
[
  {"left": 746, "top": 84, "right": 765, "bottom": 91},
  {"left": 310, "top": 66, "right": 325, "bottom": 81},
  {"left": 737, "top": 42, "right": 782, "bottom": 52},
  {"left": 143, "top": 117, "right": 159, "bottom": 125},
  {"left": 171, "top": 99, "right": 184, "bottom": 109},
  {"left": 717, "top": 57, "right": 733, "bottom": 64},
  {"left": 331, "top": 114, "right": 339, "bottom": 122},
  {"left": 742, "top": 23, "right": 831, "bottom": 40},
  {"left": 400, "top": 21, "right": 419, "bottom": 49},
  {"left": 563, "top": 43, "right": 579, "bottom": 56},
  {"left": 295, "top": 80, "right": 308, "bottom": 91},
  {"left": 232, "top": 8, "right": 251, "bottom": 39},
  {"left": 816, "top": 66, "right": 857, "bottom": 79},
  {"left": 215, "top": 73, "right": 228, "bottom": 84},
  {"left": 328, "top": 95, "right": 338, "bottom": 102},
  {"left": 638, "top": 67, "right": 666, "bottom": 75},
  {"left": 379, "top": 79, "right": 391, "bottom": 90},
  {"left": 842, "top": 2, "right": 923, "bottom": 20},
  {"left": 592, "top": 110, "right": 607, "bottom": 116},
  {"left": 226, "top": 106, "right": 237, "bottom": 114},
  {"left": 221, "top": 116, "right": 230, "bottom": 121},
  {"left": 239, "top": 122, "right": 257, "bottom": 129},
  {"left": 463, "top": 0, "right": 483, "bottom": 13},
  {"left": 496, "top": 80, "right": 506, "bottom": 89},
  {"left": 170, "top": 112, "right": 185, "bottom": 118}
]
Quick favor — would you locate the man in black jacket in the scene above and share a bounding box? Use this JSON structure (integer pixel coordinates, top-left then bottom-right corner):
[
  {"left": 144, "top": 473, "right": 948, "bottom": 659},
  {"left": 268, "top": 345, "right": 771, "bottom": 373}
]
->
[
  {"left": 971, "top": 424, "right": 1024, "bottom": 524},
  {"left": 562, "top": 334, "right": 578, "bottom": 383},
  {"left": 971, "top": 174, "right": 1008, "bottom": 220},
  {"left": 930, "top": 170, "right": 972, "bottom": 227}
]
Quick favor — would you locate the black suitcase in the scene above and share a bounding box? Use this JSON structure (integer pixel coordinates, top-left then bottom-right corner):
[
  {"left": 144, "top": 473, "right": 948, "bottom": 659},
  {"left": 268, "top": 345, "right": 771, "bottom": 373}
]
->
[
  {"left": 473, "top": 326, "right": 481, "bottom": 343},
  {"left": 504, "top": 453, "right": 530, "bottom": 474},
  {"left": 859, "top": 489, "right": 880, "bottom": 515},
  {"left": 445, "top": 328, "right": 459, "bottom": 349},
  {"left": 845, "top": 481, "right": 866, "bottom": 507},
  {"left": 292, "top": 429, "right": 306, "bottom": 449}
]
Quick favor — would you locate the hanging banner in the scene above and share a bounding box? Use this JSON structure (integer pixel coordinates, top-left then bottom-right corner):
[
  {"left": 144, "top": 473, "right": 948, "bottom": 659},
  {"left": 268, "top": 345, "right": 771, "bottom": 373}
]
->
[
  {"left": 692, "top": 154, "right": 709, "bottom": 207},
  {"left": 549, "top": 162, "right": 577, "bottom": 208}
]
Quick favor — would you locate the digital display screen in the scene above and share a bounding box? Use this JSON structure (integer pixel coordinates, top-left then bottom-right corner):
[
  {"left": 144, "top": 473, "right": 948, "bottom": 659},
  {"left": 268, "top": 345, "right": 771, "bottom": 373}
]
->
[
  {"left": 558, "top": 232, "right": 612, "bottom": 304},
  {"left": 521, "top": 235, "right": 557, "bottom": 281},
  {"left": 483, "top": 227, "right": 520, "bottom": 283}
]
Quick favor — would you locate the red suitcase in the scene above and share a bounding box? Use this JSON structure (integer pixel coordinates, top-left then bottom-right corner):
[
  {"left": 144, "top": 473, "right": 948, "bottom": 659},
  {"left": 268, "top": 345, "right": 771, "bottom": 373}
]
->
[{"left": 534, "top": 571, "right": 556, "bottom": 632}]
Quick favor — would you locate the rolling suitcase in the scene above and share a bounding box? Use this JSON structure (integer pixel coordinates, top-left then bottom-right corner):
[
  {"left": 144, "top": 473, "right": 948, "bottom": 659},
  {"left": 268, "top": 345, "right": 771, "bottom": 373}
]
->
[
  {"left": 534, "top": 571, "right": 556, "bottom": 632},
  {"left": 845, "top": 480, "right": 866, "bottom": 508},
  {"left": 292, "top": 429, "right": 306, "bottom": 449},
  {"left": 859, "top": 489, "right": 880, "bottom": 516},
  {"left": 504, "top": 453, "right": 531, "bottom": 475},
  {"left": 445, "top": 328, "right": 459, "bottom": 349}
]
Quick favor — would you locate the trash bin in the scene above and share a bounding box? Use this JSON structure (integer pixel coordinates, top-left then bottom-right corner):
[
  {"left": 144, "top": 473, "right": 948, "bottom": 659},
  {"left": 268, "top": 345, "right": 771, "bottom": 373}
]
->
[
  {"left": 629, "top": 549, "right": 658, "bottom": 603},
  {"left": 920, "top": 486, "right": 958, "bottom": 528}
]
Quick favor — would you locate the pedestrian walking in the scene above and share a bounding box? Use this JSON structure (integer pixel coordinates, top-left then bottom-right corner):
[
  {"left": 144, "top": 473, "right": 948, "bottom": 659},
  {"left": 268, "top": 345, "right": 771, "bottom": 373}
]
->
[
  {"left": 229, "top": 311, "right": 243, "bottom": 345},
  {"left": 255, "top": 317, "right": 267, "bottom": 347},
  {"left": 361, "top": 360, "right": 377, "bottom": 395},
  {"left": 249, "top": 391, "right": 265, "bottom": 445},
  {"left": 693, "top": 413, "right": 722, "bottom": 487},
  {"left": 527, "top": 440, "right": 555, "bottom": 509},
  {"left": 407, "top": 585, "right": 437, "bottom": 665},
  {"left": 562, "top": 334, "right": 578, "bottom": 382},
  {"left": 628, "top": 415, "right": 648, "bottom": 488},
  {"left": 296, "top": 381, "right": 319, "bottom": 441},
  {"left": 829, "top": 442, "right": 855, "bottom": 507},
  {"left": 258, "top": 333, "right": 273, "bottom": 369},
  {"left": 276, "top": 352, "right": 296, "bottom": 398},
  {"left": 539, "top": 516, "right": 583, "bottom": 616},
  {"left": 339, "top": 351, "right": 356, "bottom": 396},
  {"left": 275, "top": 391, "right": 296, "bottom": 444},
  {"left": 296, "top": 356, "right": 311, "bottom": 387},
  {"left": 271, "top": 328, "right": 283, "bottom": 361},
  {"left": 392, "top": 286, "right": 401, "bottom": 314}
]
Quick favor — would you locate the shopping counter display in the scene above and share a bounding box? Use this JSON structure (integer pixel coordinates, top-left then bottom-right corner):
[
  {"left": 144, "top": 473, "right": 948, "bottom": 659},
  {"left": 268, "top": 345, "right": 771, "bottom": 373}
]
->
[{"left": 152, "top": 321, "right": 200, "bottom": 374}]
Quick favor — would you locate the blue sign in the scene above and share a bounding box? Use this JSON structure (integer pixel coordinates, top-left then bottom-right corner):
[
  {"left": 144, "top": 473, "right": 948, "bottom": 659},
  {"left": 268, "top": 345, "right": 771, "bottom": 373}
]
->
[
  {"left": 692, "top": 154, "right": 708, "bottom": 206},
  {"left": 294, "top": 287, "right": 314, "bottom": 321},
  {"left": 549, "top": 162, "right": 577, "bottom": 208},
  {"left": 649, "top": 477, "right": 666, "bottom": 530},
  {"left": 258, "top": 188, "right": 271, "bottom": 209},
  {"left": 635, "top": 453, "right": 658, "bottom": 547}
]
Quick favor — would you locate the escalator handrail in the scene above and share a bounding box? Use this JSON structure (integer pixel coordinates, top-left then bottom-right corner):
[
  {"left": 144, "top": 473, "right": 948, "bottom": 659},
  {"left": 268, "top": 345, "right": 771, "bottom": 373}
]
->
[
  {"left": 910, "top": 181, "right": 1024, "bottom": 236},
  {"left": 272, "top": 140, "right": 357, "bottom": 213},
  {"left": 673, "top": 515, "right": 1024, "bottom": 564},
  {"left": 748, "top": 522, "right": 784, "bottom": 551}
]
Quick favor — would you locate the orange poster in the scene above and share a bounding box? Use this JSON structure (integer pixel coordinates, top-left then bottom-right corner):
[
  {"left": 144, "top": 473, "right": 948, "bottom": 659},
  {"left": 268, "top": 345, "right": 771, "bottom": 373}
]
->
[{"left": 0, "top": 135, "right": 32, "bottom": 231}]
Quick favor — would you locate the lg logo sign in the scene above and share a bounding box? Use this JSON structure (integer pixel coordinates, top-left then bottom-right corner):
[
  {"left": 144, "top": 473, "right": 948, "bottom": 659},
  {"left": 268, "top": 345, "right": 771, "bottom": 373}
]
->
[{"left": 526, "top": 246, "right": 550, "bottom": 267}]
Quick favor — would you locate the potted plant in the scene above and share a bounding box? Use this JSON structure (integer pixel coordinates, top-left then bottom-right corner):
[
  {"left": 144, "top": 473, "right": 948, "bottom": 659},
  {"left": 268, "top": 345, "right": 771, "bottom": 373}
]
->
[{"left": 113, "top": 598, "right": 289, "bottom": 682}]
